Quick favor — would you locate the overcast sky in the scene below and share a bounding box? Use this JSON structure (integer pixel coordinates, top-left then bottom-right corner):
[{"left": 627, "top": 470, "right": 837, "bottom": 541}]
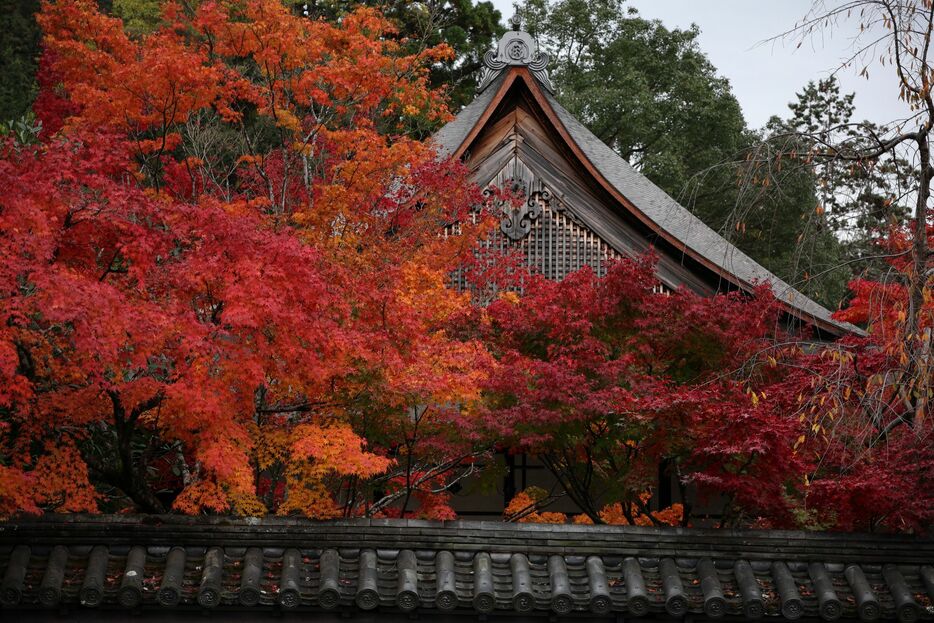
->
[{"left": 490, "top": 0, "right": 908, "bottom": 129}]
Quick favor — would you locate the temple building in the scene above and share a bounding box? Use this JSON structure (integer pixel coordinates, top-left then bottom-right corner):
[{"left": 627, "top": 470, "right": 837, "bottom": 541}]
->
[
  {"left": 437, "top": 12, "right": 853, "bottom": 339},
  {"left": 1, "top": 17, "right": 930, "bottom": 623},
  {"left": 440, "top": 15, "right": 856, "bottom": 517}
]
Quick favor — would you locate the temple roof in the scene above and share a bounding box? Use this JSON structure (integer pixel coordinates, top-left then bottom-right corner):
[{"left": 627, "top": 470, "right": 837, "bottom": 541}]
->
[
  {"left": 1, "top": 516, "right": 932, "bottom": 621},
  {"left": 432, "top": 24, "right": 861, "bottom": 338}
]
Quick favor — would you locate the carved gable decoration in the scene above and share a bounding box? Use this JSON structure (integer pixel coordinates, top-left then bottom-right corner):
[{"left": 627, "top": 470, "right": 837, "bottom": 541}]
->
[
  {"left": 484, "top": 175, "right": 554, "bottom": 242},
  {"left": 478, "top": 11, "right": 553, "bottom": 94},
  {"left": 451, "top": 155, "right": 621, "bottom": 294}
]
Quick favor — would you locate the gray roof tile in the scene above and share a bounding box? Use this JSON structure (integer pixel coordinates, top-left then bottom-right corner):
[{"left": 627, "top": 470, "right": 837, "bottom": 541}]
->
[
  {"left": 0, "top": 517, "right": 932, "bottom": 620},
  {"left": 542, "top": 92, "right": 859, "bottom": 335}
]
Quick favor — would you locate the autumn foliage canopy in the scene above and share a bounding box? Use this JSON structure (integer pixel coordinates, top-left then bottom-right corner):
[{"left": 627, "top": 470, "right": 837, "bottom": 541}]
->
[
  {"left": 0, "top": 0, "right": 931, "bottom": 532},
  {"left": 1, "top": 0, "right": 491, "bottom": 518}
]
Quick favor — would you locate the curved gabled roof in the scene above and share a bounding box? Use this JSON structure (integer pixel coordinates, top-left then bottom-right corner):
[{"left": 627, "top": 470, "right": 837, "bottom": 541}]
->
[{"left": 433, "top": 69, "right": 861, "bottom": 337}]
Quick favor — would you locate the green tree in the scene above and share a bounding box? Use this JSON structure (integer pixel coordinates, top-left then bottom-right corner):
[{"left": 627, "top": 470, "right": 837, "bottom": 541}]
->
[
  {"left": 0, "top": 0, "right": 41, "bottom": 120},
  {"left": 519, "top": 0, "right": 746, "bottom": 227},
  {"left": 518, "top": 0, "right": 849, "bottom": 307},
  {"left": 732, "top": 122, "right": 850, "bottom": 309},
  {"left": 733, "top": 77, "right": 914, "bottom": 307},
  {"left": 112, "top": 0, "right": 163, "bottom": 35},
  {"left": 783, "top": 77, "right": 912, "bottom": 281},
  {"left": 379, "top": 0, "right": 504, "bottom": 109}
]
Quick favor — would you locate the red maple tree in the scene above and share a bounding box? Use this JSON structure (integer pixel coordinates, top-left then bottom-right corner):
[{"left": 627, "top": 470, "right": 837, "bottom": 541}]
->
[
  {"left": 0, "top": 0, "right": 491, "bottom": 518},
  {"left": 475, "top": 251, "right": 933, "bottom": 532}
]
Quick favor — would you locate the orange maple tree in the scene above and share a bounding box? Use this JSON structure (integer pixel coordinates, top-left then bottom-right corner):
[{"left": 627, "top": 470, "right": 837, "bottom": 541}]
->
[
  {"left": 0, "top": 0, "right": 492, "bottom": 518},
  {"left": 504, "top": 487, "right": 683, "bottom": 526}
]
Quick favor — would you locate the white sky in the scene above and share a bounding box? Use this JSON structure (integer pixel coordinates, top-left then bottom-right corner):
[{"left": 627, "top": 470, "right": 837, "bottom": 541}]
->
[{"left": 490, "top": 0, "right": 909, "bottom": 129}]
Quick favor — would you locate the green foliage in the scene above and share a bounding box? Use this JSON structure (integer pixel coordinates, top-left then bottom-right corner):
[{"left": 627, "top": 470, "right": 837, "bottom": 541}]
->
[
  {"left": 518, "top": 0, "right": 849, "bottom": 308},
  {"left": 726, "top": 122, "right": 850, "bottom": 309},
  {"left": 733, "top": 77, "right": 914, "bottom": 306},
  {"left": 0, "top": 111, "right": 42, "bottom": 145},
  {"left": 0, "top": 0, "right": 41, "bottom": 120},
  {"left": 112, "top": 0, "right": 163, "bottom": 35},
  {"left": 782, "top": 77, "right": 913, "bottom": 281},
  {"left": 520, "top": 0, "right": 746, "bottom": 222}
]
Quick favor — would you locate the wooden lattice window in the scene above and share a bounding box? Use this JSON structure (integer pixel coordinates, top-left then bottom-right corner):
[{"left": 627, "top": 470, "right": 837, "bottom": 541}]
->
[{"left": 447, "top": 178, "right": 624, "bottom": 299}]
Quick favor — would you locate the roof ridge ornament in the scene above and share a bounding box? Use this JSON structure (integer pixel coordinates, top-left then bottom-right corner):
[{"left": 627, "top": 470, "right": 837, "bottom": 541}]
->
[
  {"left": 509, "top": 4, "right": 522, "bottom": 31},
  {"left": 477, "top": 6, "right": 553, "bottom": 94}
]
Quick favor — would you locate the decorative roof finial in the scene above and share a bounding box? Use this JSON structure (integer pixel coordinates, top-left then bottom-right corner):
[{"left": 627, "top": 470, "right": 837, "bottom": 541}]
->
[
  {"left": 509, "top": 4, "right": 522, "bottom": 31},
  {"left": 476, "top": 5, "right": 553, "bottom": 94}
]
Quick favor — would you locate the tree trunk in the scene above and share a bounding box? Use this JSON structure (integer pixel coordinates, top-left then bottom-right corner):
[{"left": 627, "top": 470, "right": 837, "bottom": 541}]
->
[{"left": 908, "top": 131, "right": 932, "bottom": 424}]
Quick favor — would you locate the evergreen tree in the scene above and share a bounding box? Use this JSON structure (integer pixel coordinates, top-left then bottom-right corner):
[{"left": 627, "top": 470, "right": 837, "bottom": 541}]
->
[
  {"left": 518, "top": 0, "right": 849, "bottom": 307},
  {"left": 783, "top": 77, "right": 912, "bottom": 281},
  {"left": 0, "top": 0, "right": 41, "bottom": 120}
]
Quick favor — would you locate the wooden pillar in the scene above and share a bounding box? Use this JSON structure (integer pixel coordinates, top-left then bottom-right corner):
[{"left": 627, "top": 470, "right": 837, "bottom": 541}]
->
[
  {"left": 503, "top": 451, "right": 516, "bottom": 507},
  {"left": 658, "top": 458, "right": 673, "bottom": 509}
]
